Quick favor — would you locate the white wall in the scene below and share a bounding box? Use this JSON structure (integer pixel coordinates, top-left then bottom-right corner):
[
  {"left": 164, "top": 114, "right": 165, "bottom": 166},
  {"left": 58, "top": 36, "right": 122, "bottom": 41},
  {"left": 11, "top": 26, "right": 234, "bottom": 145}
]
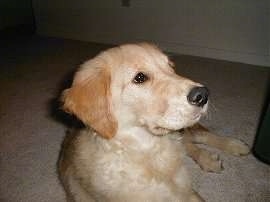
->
[{"left": 33, "top": 0, "right": 269, "bottom": 66}]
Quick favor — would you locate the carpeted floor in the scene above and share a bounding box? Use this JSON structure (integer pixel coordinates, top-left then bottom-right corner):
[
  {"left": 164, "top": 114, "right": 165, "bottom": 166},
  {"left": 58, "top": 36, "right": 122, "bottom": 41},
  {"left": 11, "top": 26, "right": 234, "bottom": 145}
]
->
[{"left": 0, "top": 35, "right": 269, "bottom": 202}]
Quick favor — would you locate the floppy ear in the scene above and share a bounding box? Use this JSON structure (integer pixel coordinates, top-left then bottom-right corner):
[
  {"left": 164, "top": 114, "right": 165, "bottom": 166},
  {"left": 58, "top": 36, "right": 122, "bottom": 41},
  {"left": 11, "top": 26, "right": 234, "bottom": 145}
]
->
[{"left": 61, "top": 68, "right": 117, "bottom": 139}]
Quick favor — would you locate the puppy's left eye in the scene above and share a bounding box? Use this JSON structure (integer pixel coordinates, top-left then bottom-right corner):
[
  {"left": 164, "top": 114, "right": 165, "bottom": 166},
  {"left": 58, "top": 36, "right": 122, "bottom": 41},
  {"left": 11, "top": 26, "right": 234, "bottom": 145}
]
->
[{"left": 133, "top": 72, "right": 149, "bottom": 84}]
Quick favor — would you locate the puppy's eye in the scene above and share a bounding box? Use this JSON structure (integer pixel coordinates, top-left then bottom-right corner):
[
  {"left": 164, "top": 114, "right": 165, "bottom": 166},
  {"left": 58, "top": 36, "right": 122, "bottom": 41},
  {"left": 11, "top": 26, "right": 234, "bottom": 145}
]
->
[{"left": 133, "top": 72, "right": 149, "bottom": 84}]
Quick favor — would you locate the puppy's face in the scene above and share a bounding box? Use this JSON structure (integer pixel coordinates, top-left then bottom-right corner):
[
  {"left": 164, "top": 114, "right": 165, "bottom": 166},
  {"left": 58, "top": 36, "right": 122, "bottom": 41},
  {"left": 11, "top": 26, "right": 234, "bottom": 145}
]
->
[
  {"left": 111, "top": 43, "right": 208, "bottom": 135},
  {"left": 62, "top": 43, "right": 208, "bottom": 138}
]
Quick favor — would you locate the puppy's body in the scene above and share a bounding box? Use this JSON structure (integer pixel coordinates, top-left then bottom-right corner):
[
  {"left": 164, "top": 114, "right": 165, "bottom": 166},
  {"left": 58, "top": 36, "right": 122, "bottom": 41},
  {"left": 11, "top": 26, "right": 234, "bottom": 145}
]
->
[
  {"left": 59, "top": 129, "right": 198, "bottom": 202},
  {"left": 59, "top": 43, "right": 249, "bottom": 202}
]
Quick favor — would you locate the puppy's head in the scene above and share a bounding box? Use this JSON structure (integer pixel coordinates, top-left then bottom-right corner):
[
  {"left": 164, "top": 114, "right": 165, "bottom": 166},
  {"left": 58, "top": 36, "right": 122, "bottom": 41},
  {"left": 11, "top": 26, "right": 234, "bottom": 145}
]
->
[{"left": 62, "top": 43, "right": 208, "bottom": 138}]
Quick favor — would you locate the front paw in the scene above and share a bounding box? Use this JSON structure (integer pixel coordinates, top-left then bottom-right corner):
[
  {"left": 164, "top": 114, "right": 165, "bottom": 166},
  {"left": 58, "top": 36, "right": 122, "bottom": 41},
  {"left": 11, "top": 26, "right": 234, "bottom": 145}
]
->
[
  {"left": 198, "top": 150, "right": 223, "bottom": 173},
  {"left": 225, "top": 139, "right": 250, "bottom": 156}
]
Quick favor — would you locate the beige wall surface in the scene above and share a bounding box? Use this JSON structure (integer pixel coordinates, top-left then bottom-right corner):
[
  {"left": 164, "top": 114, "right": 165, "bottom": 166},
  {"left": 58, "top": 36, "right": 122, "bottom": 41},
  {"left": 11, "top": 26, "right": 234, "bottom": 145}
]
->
[{"left": 33, "top": 0, "right": 269, "bottom": 66}]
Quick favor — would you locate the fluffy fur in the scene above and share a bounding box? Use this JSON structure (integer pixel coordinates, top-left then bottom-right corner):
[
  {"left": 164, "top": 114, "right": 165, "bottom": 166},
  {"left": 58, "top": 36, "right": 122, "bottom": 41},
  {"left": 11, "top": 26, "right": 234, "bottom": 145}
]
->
[{"left": 59, "top": 43, "right": 249, "bottom": 202}]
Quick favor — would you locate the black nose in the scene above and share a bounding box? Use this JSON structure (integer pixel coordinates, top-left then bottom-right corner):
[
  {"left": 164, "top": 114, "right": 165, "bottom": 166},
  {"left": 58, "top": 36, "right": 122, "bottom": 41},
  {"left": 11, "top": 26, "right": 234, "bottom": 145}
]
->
[{"left": 187, "top": 86, "right": 209, "bottom": 107}]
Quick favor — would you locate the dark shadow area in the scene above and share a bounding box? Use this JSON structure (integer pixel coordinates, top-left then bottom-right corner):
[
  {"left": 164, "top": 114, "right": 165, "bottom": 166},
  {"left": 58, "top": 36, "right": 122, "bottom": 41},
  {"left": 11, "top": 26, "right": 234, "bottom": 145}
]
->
[
  {"left": 47, "top": 68, "right": 85, "bottom": 130},
  {"left": 0, "top": 24, "right": 35, "bottom": 38},
  {"left": 253, "top": 73, "right": 270, "bottom": 165}
]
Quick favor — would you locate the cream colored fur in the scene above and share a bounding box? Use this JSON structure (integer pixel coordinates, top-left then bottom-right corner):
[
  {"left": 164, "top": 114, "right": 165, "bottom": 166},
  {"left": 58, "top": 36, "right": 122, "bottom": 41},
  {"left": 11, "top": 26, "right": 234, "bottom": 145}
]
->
[{"left": 59, "top": 43, "right": 249, "bottom": 202}]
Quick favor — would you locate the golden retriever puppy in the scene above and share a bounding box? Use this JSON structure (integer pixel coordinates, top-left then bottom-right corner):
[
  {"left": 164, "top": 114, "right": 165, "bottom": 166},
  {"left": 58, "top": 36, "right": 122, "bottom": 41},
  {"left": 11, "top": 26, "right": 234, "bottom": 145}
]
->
[{"left": 59, "top": 43, "right": 249, "bottom": 202}]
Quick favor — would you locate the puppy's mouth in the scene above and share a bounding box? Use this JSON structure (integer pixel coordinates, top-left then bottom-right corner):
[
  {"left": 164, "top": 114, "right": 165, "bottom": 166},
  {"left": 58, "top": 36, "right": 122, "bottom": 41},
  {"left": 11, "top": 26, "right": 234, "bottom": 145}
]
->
[
  {"left": 149, "top": 112, "right": 204, "bottom": 136},
  {"left": 150, "top": 126, "right": 173, "bottom": 136}
]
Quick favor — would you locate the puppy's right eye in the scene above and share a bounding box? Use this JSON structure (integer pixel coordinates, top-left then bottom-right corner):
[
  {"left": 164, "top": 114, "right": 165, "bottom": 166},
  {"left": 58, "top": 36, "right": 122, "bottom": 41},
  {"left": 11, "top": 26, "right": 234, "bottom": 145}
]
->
[{"left": 133, "top": 72, "right": 149, "bottom": 84}]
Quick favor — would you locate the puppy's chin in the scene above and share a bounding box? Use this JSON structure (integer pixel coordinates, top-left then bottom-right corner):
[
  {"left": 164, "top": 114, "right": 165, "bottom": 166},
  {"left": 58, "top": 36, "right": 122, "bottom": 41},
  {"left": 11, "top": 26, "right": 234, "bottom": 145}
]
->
[
  {"left": 148, "top": 126, "right": 172, "bottom": 136},
  {"left": 146, "top": 123, "right": 189, "bottom": 136},
  {"left": 140, "top": 112, "right": 204, "bottom": 136},
  {"left": 147, "top": 115, "right": 203, "bottom": 136},
  {"left": 138, "top": 118, "right": 170, "bottom": 136}
]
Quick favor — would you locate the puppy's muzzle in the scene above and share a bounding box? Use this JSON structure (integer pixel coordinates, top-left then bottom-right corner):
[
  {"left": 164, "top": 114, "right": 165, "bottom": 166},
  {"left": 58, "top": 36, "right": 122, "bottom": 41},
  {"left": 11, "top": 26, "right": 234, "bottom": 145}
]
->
[{"left": 187, "top": 86, "right": 209, "bottom": 107}]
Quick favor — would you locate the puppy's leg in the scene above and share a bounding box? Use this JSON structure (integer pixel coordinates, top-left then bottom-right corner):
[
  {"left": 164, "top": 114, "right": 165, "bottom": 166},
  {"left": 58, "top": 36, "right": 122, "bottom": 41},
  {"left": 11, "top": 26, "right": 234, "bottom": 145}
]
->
[
  {"left": 189, "top": 191, "right": 205, "bottom": 202},
  {"left": 186, "top": 124, "right": 250, "bottom": 156},
  {"left": 59, "top": 167, "right": 95, "bottom": 202},
  {"left": 185, "top": 142, "right": 223, "bottom": 172},
  {"left": 64, "top": 175, "right": 95, "bottom": 202}
]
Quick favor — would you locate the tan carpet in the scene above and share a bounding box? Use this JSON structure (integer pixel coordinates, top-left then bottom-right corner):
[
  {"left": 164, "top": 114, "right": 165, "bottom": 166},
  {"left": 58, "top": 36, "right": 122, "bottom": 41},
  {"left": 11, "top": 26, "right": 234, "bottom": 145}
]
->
[{"left": 0, "top": 35, "right": 269, "bottom": 202}]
